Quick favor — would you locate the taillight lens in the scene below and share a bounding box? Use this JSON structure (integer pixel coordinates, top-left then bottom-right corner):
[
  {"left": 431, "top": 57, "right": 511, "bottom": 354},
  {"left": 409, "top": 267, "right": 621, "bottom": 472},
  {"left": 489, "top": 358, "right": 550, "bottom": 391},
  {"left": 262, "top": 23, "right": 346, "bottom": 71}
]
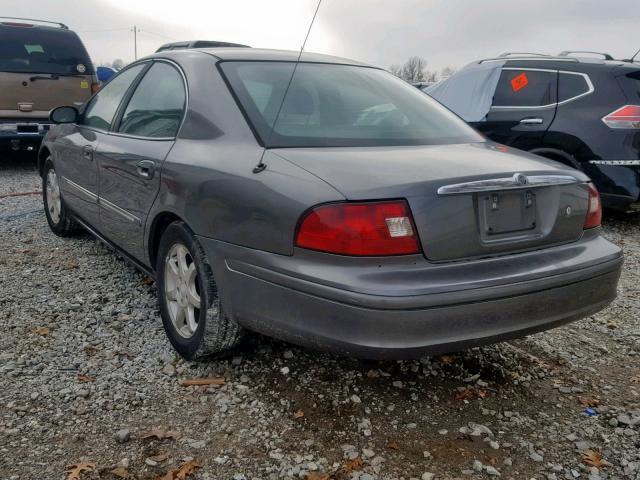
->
[
  {"left": 602, "top": 105, "right": 640, "bottom": 129},
  {"left": 91, "top": 83, "right": 101, "bottom": 94},
  {"left": 584, "top": 183, "right": 602, "bottom": 229},
  {"left": 296, "top": 200, "right": 421, "bottom": 256}
]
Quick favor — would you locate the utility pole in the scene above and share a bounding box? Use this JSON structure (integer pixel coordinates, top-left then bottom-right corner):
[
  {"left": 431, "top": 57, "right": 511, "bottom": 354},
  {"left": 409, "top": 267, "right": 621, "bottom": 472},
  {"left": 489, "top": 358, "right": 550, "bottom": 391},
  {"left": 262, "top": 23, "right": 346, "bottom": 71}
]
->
[{"left": 132, "top": 25, "right": 139, "bottom": 60}]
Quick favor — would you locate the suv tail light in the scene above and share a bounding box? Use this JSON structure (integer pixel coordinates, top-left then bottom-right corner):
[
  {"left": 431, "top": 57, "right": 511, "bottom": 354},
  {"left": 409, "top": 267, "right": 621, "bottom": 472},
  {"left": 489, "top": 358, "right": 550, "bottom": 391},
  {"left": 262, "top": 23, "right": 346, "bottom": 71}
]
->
[
  {"left": 91, "top": 83, "right": 101, "bottom": 94},
  {"left": 584, "top": 183, "right": 602, "bottom": 229},
  {"left": 602, "top": 105, "right": 640, "bottom": 129},
  {"left": 296, "top": 200, "right": 421, "bottom": 256}
]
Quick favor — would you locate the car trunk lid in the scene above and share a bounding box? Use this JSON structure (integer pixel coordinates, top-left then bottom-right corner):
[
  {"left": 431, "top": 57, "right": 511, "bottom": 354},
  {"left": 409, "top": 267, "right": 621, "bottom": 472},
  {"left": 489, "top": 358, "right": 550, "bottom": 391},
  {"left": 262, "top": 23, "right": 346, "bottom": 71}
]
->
[{"left": 274, "top": 142, "right": 591, "bottom": 261}]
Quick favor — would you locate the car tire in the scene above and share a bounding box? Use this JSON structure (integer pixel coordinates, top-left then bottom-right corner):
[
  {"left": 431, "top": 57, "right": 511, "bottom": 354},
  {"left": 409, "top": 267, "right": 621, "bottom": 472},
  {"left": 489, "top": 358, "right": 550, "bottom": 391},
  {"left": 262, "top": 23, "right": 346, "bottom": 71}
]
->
[
  {"left": 42, "top": 159, "right": 80, "bottom": 237},
  {"left": 156, "top": 221, "right": 244, "bottom": 360}
]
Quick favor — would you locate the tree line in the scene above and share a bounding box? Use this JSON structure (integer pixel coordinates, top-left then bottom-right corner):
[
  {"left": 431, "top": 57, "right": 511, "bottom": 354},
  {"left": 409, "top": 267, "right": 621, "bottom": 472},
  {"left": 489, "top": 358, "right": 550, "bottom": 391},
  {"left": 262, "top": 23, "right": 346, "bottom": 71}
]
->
[{"left": 389, "top": 56, "right": 455, "bottom": 84}]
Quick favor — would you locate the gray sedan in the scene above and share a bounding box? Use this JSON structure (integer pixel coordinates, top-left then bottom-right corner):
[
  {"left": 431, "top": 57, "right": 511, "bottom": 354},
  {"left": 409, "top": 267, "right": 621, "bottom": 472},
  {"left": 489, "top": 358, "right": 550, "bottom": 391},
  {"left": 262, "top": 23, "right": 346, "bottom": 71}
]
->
[{"left": 39, "top": 48, "right": 623, "bottom": 360}]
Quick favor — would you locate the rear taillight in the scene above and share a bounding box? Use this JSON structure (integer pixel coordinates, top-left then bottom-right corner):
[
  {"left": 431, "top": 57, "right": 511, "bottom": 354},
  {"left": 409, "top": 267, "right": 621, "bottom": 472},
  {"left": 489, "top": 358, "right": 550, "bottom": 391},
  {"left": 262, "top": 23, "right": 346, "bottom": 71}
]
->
[
  {"left": 296, "top": 200, "right": 421, "bottom": 256},
  {"left": 91, "top": 83, "right": 101, "bottom": 94},
  {"left": 584, "top": 183, "right": 602, "bottom": 229},
  {"left": 602, "top": 105, "right": 640, "bottom": 129}
]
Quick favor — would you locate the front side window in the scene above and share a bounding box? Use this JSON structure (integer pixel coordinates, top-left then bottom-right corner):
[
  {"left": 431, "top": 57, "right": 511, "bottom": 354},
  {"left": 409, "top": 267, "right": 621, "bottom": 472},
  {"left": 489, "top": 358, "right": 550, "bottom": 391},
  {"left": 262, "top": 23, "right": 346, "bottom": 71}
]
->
[
  {"left": 0, "top": 27, "right": 93, "bottom": 75},
  {"left": 82, "top": 64, "right": 146, "bottom": 131},
  {"left": 118, "top": 62, "right": 186, "bottom": 138},
  {"left": 493, "top": 69, "right": 557, "bottom": 107},
  {"left": 220, "top": 61, "right": 483, "bottom": 148}
]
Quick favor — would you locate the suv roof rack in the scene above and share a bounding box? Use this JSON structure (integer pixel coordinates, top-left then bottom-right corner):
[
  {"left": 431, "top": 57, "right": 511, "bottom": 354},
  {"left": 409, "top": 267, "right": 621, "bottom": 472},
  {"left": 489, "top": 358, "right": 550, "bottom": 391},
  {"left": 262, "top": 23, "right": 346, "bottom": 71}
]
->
[
  {"left": 0, "top": 16, "right": 68, "bottom": 29},
  {"left": 558, "top": 50, "right": 614, "bottom": 60},
  {"left": 498, "top": 52, "right": 549, "bottom": 58}
]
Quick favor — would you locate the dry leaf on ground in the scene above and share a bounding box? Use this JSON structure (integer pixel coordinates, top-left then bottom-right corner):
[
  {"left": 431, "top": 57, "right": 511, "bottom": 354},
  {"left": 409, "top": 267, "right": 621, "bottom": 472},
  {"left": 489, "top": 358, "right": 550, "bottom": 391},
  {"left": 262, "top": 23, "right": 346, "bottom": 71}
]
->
[
  {"left": 33, "top": 327, "right": 49, "bottom": 336},
  {"left": 84, "top": 345, "right": 102, "bottom": 356},
  {"left": 304, "top": 473, "right": 330, "bottom": 480},
  {"left": 179, "top": 378, "right": 225, "bottom": 387},
  {"left": 582, "top": 449, "right": 605, "bottom": 468},
  {"left": 386, "top": 440, "right": 400, "bottom": 450},
  {"left": 109, "top": 467, "right": 132, "bottom": 479},
  {"left": 293, "top": 409, "right": 305, "bottom": 419},
  {"left": 138, "top": 429, "right": 180, "bottom": 440},
  {"left": 156, "top": 459, "right": 201, "bottom": 480},
  {"left": 342, "top": 456, "right": 364, "bottom": 473},
  {"left": 66, "top": 462, "right": 96, "bottom": 480},
  {"left": 148, "top": 452, "right": 170, "bottom": 463}
]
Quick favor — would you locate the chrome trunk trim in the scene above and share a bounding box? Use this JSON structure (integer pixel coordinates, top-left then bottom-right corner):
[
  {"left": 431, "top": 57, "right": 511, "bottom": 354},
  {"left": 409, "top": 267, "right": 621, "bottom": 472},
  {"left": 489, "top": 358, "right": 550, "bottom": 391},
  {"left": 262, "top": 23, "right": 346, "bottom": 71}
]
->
[{"left": 437, "top": 174, "right": 579, "bottom": 195}]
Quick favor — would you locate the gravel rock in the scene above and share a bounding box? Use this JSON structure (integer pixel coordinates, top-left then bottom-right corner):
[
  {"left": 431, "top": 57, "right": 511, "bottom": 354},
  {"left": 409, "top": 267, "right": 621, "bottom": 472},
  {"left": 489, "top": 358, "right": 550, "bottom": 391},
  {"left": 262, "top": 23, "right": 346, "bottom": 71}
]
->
[{"left": 2, "top": 159, "right": 640, "bottom": 479}]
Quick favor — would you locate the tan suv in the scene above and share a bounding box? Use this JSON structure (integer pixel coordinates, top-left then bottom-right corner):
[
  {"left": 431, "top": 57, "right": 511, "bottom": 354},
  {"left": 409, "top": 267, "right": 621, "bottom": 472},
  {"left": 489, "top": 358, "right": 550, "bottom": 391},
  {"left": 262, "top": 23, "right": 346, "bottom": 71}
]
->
[{"left": 0, "top": 17, "right": 98, "bottom": 154}]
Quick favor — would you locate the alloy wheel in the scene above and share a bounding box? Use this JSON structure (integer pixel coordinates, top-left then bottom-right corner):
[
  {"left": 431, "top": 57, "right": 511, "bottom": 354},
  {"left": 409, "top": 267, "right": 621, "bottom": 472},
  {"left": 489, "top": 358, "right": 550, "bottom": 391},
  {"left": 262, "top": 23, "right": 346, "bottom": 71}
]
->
[
  {"left": 164, "top": 243, "right": 201, "bottom": 338},
  {"left": 46, "top": 168, "right": 61, "bottom": 224}
]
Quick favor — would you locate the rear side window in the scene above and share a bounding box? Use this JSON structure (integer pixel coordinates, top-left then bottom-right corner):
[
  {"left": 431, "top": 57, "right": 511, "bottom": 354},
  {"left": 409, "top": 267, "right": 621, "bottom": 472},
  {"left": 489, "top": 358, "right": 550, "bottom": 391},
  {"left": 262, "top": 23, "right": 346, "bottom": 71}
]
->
[
  {"left": 493, "top": 69, "right": 557, "bottom": 107},
  {"left": 618, "top": 71, "right": 640, "bottom": 101},
  {"left": 118, "top": 62, "right": 186, "bottom": 138},
  {"left": 82, "top": 64, "right": 146, "bottom": 131},
  {"left": 558, "top": 72, "right": 591, "bottom": 102},
  {"left": 0, "top": 26, "right": 92, "bottom": 75}
]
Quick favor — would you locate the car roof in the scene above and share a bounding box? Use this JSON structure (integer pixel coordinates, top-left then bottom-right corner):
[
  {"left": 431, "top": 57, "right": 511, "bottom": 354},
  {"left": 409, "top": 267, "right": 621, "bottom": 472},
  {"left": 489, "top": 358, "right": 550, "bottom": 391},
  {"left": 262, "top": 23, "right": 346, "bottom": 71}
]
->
[{"left": 150, "top": 47, "right": 370, "bottom": 67}]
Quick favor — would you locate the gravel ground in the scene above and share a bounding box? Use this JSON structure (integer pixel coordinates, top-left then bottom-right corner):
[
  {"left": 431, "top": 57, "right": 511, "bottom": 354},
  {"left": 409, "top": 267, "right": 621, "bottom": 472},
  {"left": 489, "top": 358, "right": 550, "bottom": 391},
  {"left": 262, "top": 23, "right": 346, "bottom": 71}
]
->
[{"left": 1, "top": 155, "right": 639, "bottom": 480}]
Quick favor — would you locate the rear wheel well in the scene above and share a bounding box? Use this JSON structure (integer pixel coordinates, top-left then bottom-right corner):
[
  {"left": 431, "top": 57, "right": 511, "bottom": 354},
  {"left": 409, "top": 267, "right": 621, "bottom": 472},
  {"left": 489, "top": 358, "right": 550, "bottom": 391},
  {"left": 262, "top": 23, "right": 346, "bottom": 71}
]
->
[
  {"left": 148, "top": 212, "right": 183, "bottom": 270},
  {"left": 529, "top": 148, "right": 581, "bottom": 170},
  {"left": 38, "top": 147, "right": 51, "bottom": 176}
]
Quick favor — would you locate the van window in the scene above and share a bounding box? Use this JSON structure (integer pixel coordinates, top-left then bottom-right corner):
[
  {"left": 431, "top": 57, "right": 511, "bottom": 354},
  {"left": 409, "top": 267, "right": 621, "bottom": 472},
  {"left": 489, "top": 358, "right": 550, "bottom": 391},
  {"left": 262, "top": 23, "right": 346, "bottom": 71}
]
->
[
  {"left": 493, "top": 69, "right": 557, "bottom": 107},
  {"left": 82, "top": 64, "right": 146, "bottom": 131},
  {"left": 559, "top": 73, "right": 591, "bottom": 102},
  {"left": 118, "top": 63, "right": 186, "bottom": 138},
  {"left": 0, "top": 26, "right": 93, "bottom": 75}
]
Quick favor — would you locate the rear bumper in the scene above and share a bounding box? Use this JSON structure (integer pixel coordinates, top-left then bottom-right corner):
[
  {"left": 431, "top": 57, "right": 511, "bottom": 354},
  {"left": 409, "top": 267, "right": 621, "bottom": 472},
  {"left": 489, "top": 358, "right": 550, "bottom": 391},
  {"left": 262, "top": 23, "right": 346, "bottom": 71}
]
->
[
  {"left": 199, "top": 232, "right": 623, "bottom": 359},
  {"left": 0, "top": 121, "right": 50, "bottom": 151}
]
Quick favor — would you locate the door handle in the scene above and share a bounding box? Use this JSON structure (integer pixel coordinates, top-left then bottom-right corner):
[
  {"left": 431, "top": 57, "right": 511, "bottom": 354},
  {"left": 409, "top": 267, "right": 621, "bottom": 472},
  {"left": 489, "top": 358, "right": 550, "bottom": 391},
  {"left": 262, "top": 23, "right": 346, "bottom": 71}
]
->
[
  {"left": 136, "top": 160, "right": 156, "bottom": 179},
  {"left": 520, "top": 117, "right": 544, "bottom": 125},
  {"left": 82, "top": 145, "right": 93, "bottom": 160}
]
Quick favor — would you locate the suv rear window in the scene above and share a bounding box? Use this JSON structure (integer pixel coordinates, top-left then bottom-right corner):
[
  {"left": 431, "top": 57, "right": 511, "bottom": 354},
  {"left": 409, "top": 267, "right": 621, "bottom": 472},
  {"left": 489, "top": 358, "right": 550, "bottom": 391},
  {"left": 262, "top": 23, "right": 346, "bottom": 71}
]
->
[
  {"left": 0, "top": 26, "right": 93, "bottom": 75},
  {"left": 493, "top": 69, "right": 557, "bottom": 107}
]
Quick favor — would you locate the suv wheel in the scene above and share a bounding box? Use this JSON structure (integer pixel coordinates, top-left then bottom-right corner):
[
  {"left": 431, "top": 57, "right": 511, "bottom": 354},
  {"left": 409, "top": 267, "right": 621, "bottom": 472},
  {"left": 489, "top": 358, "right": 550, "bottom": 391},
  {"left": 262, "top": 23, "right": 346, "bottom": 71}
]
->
[
  {"left": 156, "top": 221, "right": 244, "bottom": 360},
  {"left": 43, "top": 160, "right": 79, "bottom": 236}
]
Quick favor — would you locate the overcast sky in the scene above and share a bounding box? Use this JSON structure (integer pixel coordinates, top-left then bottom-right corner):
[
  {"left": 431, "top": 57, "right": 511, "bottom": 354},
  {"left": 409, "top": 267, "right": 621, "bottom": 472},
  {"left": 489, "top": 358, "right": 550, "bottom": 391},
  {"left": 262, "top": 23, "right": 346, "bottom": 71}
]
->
[{"left": 2, "top": 0, "right": 639, "bottom": 71}]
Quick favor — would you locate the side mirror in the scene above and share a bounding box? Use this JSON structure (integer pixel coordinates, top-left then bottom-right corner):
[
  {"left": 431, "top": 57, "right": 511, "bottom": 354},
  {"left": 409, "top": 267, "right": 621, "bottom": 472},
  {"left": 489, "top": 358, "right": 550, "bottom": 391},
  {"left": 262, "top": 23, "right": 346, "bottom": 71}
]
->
[{"left": 50, "top": 106, "right": 79, "bottom": 124}]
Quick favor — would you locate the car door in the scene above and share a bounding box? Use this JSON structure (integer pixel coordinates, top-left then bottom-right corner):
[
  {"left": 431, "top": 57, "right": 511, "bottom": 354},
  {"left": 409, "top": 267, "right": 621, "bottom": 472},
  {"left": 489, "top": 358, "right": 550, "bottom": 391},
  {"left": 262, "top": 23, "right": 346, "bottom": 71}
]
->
[
  {"left": 96, "top": 60, "right": 187, "bottom": 261},
  {"left": 473, "top": 67, "right": 558, "bottom": 151},
  {"left": 57, "top": 63, "right": 146, "bottom": 226}
]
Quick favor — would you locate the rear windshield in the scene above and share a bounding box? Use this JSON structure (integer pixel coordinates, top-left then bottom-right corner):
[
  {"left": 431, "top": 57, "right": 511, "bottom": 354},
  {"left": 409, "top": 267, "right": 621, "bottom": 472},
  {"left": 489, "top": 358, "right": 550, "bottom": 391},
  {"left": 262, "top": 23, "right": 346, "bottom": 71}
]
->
[
  {"left": 0, "top": 26, "right": 92, "bottom": 75},
  {"left": 220, "top": 61, "right": 483, "bottom": 148}
]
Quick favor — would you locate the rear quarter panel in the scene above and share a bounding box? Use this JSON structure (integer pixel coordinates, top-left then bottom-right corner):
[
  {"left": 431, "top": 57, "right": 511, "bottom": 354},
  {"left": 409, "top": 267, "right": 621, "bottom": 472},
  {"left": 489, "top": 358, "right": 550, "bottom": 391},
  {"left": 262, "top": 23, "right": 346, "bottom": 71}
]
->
[{"left": 146, "top": 52, "right": 345, "bottom": 258}]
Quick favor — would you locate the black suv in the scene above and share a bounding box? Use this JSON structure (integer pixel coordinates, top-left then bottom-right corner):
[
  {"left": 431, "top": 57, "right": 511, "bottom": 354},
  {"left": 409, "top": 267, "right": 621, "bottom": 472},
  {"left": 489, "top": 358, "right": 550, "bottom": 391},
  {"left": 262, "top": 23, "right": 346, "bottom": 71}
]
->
[{"left": 427, "top": 52, "right": 640, "bottom": 212}]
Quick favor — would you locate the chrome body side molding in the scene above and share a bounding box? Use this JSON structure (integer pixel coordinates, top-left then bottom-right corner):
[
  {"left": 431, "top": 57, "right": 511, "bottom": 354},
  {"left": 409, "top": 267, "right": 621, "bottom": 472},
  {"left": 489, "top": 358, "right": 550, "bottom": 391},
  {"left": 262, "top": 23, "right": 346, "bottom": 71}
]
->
[
  {"left": 62, "top": 176, "right": 98, "bottom": 201},
  {"left": 437, "top": 174, "right": 579, "bottom": 195},
  {"left": 99, "top": 197, "right": 141, "bottom": 225}
]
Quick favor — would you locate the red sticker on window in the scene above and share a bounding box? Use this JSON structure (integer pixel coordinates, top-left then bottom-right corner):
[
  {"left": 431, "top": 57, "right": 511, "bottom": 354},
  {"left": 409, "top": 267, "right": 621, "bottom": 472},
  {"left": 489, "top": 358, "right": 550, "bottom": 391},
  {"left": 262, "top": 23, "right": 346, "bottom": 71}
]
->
[{"left": 511, "top": 72, "right": 529, "bottom": 92}]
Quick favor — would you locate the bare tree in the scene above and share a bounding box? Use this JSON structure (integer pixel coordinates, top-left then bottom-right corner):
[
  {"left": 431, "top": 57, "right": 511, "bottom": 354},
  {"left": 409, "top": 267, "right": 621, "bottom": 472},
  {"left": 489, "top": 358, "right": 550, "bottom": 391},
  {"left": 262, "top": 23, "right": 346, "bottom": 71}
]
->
[
  {"left": 389, "top": 64, "right": 403, "bottom": 78},
  {"left": 440, "top": 66, "right": 456, "bottom": 79},
  {"left": 111, "top": 59, "right": 125, "bottom": 70},
  {"left": 400, "top": 56, "right": 428, "bottom": 83}
]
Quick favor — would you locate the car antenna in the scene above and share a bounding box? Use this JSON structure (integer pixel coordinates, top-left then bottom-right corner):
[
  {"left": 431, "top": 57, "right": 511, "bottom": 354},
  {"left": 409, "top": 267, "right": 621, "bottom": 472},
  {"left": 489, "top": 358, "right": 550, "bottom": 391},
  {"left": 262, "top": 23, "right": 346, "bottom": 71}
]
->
[
  {"left": 623, "top": 47, "right": 640, "bottom": 63},
  {"left": 253, "top": 0, "right": 323, "bottom": 174}
]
